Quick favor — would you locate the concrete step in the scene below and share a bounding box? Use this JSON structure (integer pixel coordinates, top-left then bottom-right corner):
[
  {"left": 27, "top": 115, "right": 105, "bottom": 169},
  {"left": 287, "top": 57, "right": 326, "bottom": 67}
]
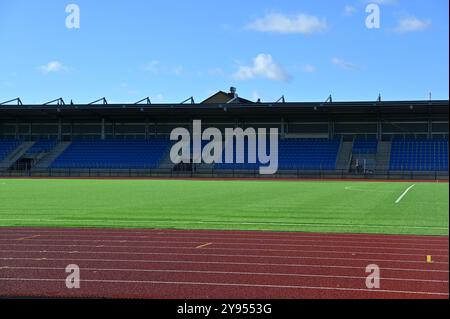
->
[
  {"left": 375, "top": 141, "right": 392, "bottom": 171},
  {"left": 336, "top": 141, "right": 353, "bottom": 170},
  {"left": 0, "top": 141, "right": 35, "bottom": 171},
  {"left": 32, "top": 142, "right": 71, "bottom": 170}
]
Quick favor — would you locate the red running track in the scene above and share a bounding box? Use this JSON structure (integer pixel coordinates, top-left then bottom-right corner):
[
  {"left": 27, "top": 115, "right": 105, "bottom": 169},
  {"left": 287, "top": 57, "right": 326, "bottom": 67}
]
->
[{"left": 0, "top": 227, "right": 448, "bottom": 299}]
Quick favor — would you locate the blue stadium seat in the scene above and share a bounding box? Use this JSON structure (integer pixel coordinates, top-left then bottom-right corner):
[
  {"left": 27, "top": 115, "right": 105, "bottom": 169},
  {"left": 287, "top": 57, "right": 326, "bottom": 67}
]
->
[
  {"left": 0, "top": 139, "right": 20, "bottom": 161},
  {"left": 50, "top": 138, "right": 171, "bottom": 169},
  {"left": 26, "top": 139, "right": 57, "bottom": 155},
  {"left": 353, "top": 138, "right": 378, "bottom": 154},
  {"left": 389, "top": 138, "right": 449, "bottom": 171},
  {"left": 215, "top": 138, "right": 340, "bottom": 170}
]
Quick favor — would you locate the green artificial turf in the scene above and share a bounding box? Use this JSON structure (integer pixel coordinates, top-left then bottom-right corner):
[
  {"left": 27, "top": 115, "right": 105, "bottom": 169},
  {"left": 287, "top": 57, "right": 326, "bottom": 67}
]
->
[{"left": 0, "top": 179, "right": 448, "bottom": 235}]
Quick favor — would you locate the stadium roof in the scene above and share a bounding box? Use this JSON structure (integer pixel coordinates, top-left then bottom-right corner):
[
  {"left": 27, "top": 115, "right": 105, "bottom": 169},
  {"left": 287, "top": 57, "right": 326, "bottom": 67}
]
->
[{"left": 0, "top": 99, "right": 448, "bottom": 122}]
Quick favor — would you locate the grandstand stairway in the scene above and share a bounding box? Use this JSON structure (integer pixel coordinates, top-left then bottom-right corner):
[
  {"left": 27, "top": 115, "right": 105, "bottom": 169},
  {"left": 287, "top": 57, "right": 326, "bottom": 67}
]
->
[
  {"left": 335, "top": 141, "right": 353, "bottom": 171},
  {"left": 375, "top": 141, "right": 392, "bottom": 171},
  {"left": 0, "top": 141, "right": 35, "bottom": 171},
  {"left": 32, "top": 141, "right": 72, "bottom": 170}
]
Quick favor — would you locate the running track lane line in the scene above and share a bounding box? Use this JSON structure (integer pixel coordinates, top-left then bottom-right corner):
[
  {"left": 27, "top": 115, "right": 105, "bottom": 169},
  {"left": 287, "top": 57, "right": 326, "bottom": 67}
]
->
[
  {"left": 1, "top": 266, "right": 447, "bottom": 283},
  {"left": 1, "top": 249, "right": 447, "bottom": 264},
  {"left": 0, "top": 277, "right": 447, "bottom": 297},
  {"left": 395, "top": 184, "right": 416, "bottom": 204},
  {"left": 2, "top": 256, "right": 447, "bottom": 273},
  {"left": 1, "top": 242, "right": 447, "bottom": 258},
  {"left": 0, "top": 228, "right": 448, "bottom": 243},
  {"left": 0, "top": 239, "right": 446, "bottom": 253},
  {"left": 1, "top": 232, "right": 447, "bottom": 247}
]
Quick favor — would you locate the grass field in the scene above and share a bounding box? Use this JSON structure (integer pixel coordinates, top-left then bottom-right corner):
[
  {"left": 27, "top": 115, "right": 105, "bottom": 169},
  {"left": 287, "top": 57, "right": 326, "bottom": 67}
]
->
[{"left": 0, "top": 179, "right": 448, "bottom": 236}]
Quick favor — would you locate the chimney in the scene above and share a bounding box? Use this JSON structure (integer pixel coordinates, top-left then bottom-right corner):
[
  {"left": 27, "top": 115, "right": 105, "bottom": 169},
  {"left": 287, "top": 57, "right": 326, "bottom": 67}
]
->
[{"left": 230, "top": 87, "right": 237, "bottom": 98}]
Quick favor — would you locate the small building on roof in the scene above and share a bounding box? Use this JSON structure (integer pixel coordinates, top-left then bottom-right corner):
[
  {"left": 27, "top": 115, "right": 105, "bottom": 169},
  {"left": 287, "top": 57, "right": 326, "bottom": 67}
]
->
[{"left": 201, "top": 87, "right": 255, "bottom": 104}]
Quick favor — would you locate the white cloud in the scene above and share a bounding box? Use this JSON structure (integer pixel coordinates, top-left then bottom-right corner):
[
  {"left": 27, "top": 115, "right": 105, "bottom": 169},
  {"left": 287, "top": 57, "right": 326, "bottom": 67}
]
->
[
  {"left": 40, "top": 61, "right": 67, "bottom": 73},
  {"left": 344, "top": 5, "right": 356, "bottom": 16},
  {"left": 233, "top": 54, "right": 291, "bottom": 82},
  {"left": 393, "top": 16, "right": 431, "bottom": 33},
  {"left": 143, "top": 60, "right": 184, "bottom": 76},
  {"left": 151, "top": 94, "right": 164, "bottom": 102},
  {"left": 246, "top": 13, "right": 327, "bottom": 34},
  {"left": 172, "top": 66, "right": 184, "bottom": 76},
  {"left": 207, "top": 67, "right": 225, "bottom": 76},
  {"left": 331, "top": 57, "right": 359, "bottom": 70},
  {"left": 252, "top": 91, "right": 262, "bottom": 101},
  {"left": 303, "top": 64, "right": 317, "bottom": 73},
  {"left": 363, "top": 0, "right": 397, "bottom": 5},
  {"left": 143, "top": 60, "right": 161, "bottom": 74}
]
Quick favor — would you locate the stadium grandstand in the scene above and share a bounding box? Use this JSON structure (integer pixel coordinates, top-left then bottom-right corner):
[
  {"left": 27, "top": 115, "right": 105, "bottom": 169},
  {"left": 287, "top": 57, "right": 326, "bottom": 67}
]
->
[{"left": 0, "top": 88, "right": 448, "bottom": 180}]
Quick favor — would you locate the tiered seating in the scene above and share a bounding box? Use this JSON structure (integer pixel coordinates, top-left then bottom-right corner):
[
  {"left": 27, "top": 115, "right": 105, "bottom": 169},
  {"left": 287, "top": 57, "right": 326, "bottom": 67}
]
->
[
  {"left": 215, "top": 138, "right": 340, "bottom": 170},
  {"left": 215, "top": 138, "right": 266, "bottom": 170},
  {"left": 390, "top": 138, "right": 449, "bottom": 171},
  {"left": 0, "top": 139, "right": 20, "bottom": 161},
  {"left": 278, "top": 138, "right": 340, "bottom": 170},
  {"left": 50, "top": 138, "right": 171, "bottom": 169},
  {"left": 26, "top": 139, "right": 57, "bottom": 155},
  {"left": 353, "top": 138, "right": 378, "bottom": 154}
]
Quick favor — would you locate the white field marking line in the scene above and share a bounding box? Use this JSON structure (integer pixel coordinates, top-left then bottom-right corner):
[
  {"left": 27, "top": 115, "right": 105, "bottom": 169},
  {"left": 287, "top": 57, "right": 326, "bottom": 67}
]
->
[
  {"left": 344, "top": 186, "right": 392, "bottom": 193},
  {"left": 0, "top": 218, "right": 447, "bottom": 230},
  {"left": 15, "top": 235, "right": 40, "bottom": 241},
  {"left": 195, "top": 243, "right": 213, "bottom": 249},
  {"left": 395, "top": 184, "right": 416, "bottom": 204},
  {"left": 0, "top": 228, "right": 447, "bottom": 243},
  {"left": 0, "top": 278, "right": 447, "bottom": 296},
  {"left": 1, "top": 256, "right": 447, "bottom": 273},
  {"left": 1, "top": 249, "right": 447, "bottom": 265},
  {"left": 0, "top": 233, "right": 447, "bottom": 248},
  {"left": 0, "top": 238, "right": 447, "bottom": 253},
  {"left": 2, "top": 266, "right": 447, "bottom": 284},
  {"left": 0, "top": 243, "right": 448, "bottom": 258}
]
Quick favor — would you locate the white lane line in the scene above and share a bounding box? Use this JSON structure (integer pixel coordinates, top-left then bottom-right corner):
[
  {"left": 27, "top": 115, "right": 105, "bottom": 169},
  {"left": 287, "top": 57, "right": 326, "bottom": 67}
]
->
[
  {"left": 1, "top": 266, "right": 447, "bottom": 283},
  {"left": 395, "top": 184, "right": 416, "bottom": 204},
  {"left": 0, "top": 277, "right": 447, "bottom": 296},
  {"left": 0, "top": 235, "right": 448, "bottom": 250},
  {"left": 0, "top": 238, "right": 447, "bottom": 252},
  {"left": 1, "top": 249, "right": 448, "bottom": 264},
  {"left": 0, "top": 228, "right": 447, "bottom": 243},
  {"left": 1, "top": 256, "right": 447, "bottom": 273},
  {"left": 0, "top": 217, "right": 447, "bottom": 230},
  {"left": 0, "top": 243, "right": 448, "bottom": 258}
]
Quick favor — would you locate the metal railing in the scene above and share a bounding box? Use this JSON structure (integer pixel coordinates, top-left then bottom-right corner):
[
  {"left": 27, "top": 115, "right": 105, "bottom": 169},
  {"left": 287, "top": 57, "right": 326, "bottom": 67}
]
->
[{"left": 0, "top": 168, "right": 447, "bottom": 181}]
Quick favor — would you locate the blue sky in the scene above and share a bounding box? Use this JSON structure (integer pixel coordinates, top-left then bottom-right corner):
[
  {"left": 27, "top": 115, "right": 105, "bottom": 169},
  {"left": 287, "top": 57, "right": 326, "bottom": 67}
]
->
[{"left": 0, "top": 0, "right": 448, "bottom": 104}]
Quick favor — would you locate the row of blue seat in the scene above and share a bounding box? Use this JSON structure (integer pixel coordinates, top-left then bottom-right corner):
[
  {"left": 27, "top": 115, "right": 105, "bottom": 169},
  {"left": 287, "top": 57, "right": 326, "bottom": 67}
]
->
[
  {"left": 352, "top": 138, "right": 378, "bottom": 154},
  {"left": 390, "top": 138, "right": 448, "bottom": 171},
  {"left": 50, "top": 139, "right": 171, "bottom": 169},
  {"left": 0, "top": 139, "right": 20, "bottom": 161}
]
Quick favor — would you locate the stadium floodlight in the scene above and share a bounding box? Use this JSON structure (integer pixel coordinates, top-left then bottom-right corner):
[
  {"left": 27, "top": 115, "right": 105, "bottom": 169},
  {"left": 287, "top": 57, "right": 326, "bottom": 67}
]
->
[
  {"left": 43, "top": 98, "right": 66, "bottom": 106},
  {"left": 88, "top": 97, "right": 108, "bottom": 105},
  {"left": 134, "top": 97, "right": 151, "bottom": 105},
  {"left": 180, "top": 96, "right": 195, "bottom": 104},
  {"left": 0, "top": 98, "right": 23, "bottom": 106},
  {"left": 377, "top": 94, "right": 382, "bottom": 102}
]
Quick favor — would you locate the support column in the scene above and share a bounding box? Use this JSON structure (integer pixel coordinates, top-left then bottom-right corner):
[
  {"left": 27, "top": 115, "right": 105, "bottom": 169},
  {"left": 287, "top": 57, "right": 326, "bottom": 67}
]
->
[
  {"left": 329, "top": 122, "right": 334, "bottom": 139},
  {"left": 58, "top": 119, "right": 62, "bottom": 141},
  {"left": 15, "top": 119, "right": 19, "bottom": 139},
  {"left": 377, "top": 121, "right": 382, "bottom": 140},
  {"left": 101, "top": 118, "right": 105, "bottom": 140}
]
